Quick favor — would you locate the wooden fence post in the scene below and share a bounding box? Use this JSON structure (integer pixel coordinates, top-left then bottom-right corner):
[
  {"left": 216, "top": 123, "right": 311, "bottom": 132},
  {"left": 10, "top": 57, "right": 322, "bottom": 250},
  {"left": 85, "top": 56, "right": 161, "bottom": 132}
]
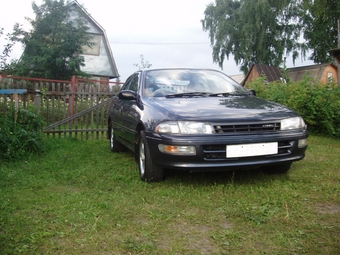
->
[
  {"left": 68, "top": 76, "right": 76, "bottom": 117},
  {"left": 34, "top": 90, "right": 41, "bottom": 114}
]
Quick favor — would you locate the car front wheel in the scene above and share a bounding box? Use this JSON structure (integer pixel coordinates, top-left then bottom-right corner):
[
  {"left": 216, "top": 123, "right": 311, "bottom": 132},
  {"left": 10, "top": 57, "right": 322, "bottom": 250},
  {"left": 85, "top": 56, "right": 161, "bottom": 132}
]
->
[
  {"left": 262, "top": 162, "right": 292, "bottom": 174},
  {"left": 139, "top": 130, "right": 164, "bottom": 182},
  {"left": 109, "top": 122, "right": 123, "bottom": 152}
]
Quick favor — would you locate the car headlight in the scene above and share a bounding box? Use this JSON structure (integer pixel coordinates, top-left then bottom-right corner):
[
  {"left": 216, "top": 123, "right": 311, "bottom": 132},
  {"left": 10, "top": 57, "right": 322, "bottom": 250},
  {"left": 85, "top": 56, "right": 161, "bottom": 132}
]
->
[
  {"left": 156, "top": 121, "right": 215, "bottom": 134},
  {"left": 281, "top": 117, "right": 306, "bottom": 130}
]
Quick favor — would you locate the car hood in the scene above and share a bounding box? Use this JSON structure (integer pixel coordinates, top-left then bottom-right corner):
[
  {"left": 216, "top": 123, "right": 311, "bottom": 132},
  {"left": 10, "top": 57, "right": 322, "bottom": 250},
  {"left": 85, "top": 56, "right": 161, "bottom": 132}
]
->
[{"left": 145, "top": 96, "right": 297, "bottom": 122}]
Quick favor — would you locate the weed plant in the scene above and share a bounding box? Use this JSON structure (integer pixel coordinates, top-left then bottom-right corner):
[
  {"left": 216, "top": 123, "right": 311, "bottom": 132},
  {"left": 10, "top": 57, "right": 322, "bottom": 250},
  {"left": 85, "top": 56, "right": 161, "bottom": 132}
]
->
[{"left": 0, "top": 106, "right": 47, "bottom": 161}]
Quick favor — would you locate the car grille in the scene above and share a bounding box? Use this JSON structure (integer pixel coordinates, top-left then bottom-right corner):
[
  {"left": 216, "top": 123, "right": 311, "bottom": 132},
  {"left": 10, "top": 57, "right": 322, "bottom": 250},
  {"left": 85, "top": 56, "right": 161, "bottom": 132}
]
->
[
  {"left": 214, "top": 122, "right": 280, "bottom": 133},
  {"left": 203, "top": 141, "right": 293, "bottom": 160}
]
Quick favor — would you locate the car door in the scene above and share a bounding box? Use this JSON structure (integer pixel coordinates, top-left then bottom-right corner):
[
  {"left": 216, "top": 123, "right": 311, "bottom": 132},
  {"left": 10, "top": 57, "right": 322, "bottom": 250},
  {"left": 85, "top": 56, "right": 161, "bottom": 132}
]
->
[
  {"left": 110, "top": 75, "right": 132, "bottom": 144},
  {"left": 118, "top": 73, "right": 141, "bottom": 150}
]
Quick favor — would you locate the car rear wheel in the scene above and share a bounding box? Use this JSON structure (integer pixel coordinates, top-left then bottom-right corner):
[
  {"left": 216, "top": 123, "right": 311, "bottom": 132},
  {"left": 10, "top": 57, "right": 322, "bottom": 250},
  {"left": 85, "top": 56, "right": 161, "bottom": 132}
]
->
[
  {"left": 109, "top": 122, "right": 123, "bottom": 152},
  {"left": 139, "top": 130, "right": 164, "bottom": 182},
  {"left": 262, "top": 162, "right": 292, "bottom": 174}
]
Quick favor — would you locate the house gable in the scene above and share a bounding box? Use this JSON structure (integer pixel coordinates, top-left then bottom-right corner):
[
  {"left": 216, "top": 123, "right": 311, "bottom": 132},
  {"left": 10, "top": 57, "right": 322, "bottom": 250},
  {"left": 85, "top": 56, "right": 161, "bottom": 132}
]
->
[
  {"left": 242, "top": 64, "right": 283, "bottom": 87},
  {"left": 69, "top": 1, "right": 119, "bottom": 79}
]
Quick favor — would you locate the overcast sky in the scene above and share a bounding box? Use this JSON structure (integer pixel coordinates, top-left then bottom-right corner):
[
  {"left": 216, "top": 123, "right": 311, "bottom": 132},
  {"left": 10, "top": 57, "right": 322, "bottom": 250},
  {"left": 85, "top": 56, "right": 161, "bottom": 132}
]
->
[{"left": 1, "top": 0, "right": 313, "bottom": 81}]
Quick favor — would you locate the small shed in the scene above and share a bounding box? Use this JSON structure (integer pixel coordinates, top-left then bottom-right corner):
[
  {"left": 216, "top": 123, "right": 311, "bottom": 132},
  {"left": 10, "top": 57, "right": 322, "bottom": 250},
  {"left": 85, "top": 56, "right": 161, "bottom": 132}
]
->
[
  {"left": 287, "top": 63, "right": 338, "bottom": 84},
  {"left": 242, "top": 64, "right": 283, "bottom": 87}
]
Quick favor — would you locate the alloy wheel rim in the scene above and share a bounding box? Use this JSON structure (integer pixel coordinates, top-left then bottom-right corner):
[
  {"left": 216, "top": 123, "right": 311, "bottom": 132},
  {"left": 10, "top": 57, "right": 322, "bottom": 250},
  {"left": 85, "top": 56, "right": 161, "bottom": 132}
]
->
[
  {"left": 139, "top": 140, "right": 145, "bottom": 176},
  {"left": 110, "top": 127, "right": 114, "bottom": 148}
]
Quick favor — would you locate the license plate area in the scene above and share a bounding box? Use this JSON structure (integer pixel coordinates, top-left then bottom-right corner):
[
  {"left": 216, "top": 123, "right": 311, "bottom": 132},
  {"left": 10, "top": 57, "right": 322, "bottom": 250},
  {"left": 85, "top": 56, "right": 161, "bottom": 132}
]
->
[{"left": 226, "top": 142, "right": 278, "bottom": 158}]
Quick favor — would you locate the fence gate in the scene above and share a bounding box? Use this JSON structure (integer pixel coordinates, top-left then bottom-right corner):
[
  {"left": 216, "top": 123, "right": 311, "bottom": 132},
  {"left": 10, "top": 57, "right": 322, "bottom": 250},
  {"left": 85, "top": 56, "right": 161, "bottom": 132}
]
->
[{"left": 0, "top": 75, "right": 121, "bottom": 140}]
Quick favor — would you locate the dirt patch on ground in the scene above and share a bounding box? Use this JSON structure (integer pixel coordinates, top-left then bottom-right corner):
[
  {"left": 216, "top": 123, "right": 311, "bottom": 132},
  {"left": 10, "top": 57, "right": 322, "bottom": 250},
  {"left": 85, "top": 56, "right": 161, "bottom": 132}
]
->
[
  {"left": 128, "top": 206, "right": 234, "bottom": 254},
  {"left": 315, "top": 203, "right": 340, "bottom": 214},
  {"left": 157, "top": 221, "right": 219, "bottom": 254}
]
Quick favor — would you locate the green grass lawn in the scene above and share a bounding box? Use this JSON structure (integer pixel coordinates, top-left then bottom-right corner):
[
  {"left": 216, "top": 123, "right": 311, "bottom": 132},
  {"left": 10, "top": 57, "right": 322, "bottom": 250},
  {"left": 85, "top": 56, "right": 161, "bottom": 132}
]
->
[{"left": 1, "top": 135, "right": 339, "bottom": 254}]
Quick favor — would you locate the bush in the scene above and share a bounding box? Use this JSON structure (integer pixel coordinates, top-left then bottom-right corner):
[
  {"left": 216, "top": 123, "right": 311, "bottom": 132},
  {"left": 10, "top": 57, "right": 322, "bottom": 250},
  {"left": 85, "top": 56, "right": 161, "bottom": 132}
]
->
[
  {"left": 0, "top": 106, "right": 47, "bottom": 161},
  {"left": 247, "top": 76, "right": 340, "bottom": 138}
]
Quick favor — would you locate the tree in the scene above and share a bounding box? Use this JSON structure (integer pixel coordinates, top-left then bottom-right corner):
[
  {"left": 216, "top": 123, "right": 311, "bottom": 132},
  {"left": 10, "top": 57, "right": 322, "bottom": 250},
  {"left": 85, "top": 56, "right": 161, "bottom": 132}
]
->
[
  {"left": 201, "top": 0, "right": 307, "bottom": 74},
  {"left": 0, "top": 27, "right": 16, "bottom": 72},
  {"left": 11, "top": 0, "right": 92, "bottom": 80},
  {"left": 133, "top": 54, "right": 152, "bottom": 70},
  {"left": 302, "top": 0, "right": 340, "bottom": 63}
]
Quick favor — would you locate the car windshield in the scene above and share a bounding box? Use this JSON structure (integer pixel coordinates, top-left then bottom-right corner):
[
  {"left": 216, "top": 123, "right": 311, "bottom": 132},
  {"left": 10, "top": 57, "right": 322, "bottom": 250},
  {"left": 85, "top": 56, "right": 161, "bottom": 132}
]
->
[{"left": 142, "top": 69, "right": 248, "bottom": 97}]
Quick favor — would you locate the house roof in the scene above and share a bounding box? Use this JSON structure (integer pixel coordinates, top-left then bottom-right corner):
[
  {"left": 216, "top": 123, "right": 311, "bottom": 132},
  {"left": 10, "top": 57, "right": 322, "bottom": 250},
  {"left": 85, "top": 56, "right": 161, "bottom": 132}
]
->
[
  {"left": 254, "top": 64, "right": 282, "bottom": 82},
  {"left": 69, "top": 1, "right": 119, "bottom": 79},
  {"left": 286, "top": 63, "right": 335, "bottom": 82},
  {"left": 241, "top": 64, "right": 282, "bottom": 85}
]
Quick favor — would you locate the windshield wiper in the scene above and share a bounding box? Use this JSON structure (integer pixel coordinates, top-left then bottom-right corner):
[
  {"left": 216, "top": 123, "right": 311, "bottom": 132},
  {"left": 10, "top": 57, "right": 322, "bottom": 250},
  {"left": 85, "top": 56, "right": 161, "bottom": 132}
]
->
[
  {"left": 209, "top": 92, "right": 247, "bottom": 97},
  {"left": 209, "top": 92, "right": 230, "bottom": 97},
  {"left": 165, "top": 92, "right": 210, "bottom": 98}
]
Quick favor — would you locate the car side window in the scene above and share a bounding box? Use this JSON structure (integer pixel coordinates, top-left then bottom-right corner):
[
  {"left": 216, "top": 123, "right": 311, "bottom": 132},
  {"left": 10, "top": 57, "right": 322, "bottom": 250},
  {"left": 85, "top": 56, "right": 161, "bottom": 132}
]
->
[
  {"left": 121, "top": 73, "right": 140, "bottom": 93},
  {"left": 121, "top": 75, "right": 133, "bottom": 91},
  {"left": 127, "top": 73, "right": 139, "bottom": 93}
]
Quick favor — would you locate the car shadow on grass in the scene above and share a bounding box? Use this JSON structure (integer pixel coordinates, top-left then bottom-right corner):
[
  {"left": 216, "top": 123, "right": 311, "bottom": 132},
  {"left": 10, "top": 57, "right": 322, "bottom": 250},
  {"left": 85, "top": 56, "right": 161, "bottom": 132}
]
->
[{"left": 163, "top": 166, "right": 290, "bottom": 185}]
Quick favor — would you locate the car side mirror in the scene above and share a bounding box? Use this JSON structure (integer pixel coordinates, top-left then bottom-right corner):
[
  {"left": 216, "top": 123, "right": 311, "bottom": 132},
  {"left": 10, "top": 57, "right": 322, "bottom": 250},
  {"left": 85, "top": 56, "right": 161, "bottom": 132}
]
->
[
  {"left": 118, "top": 90, "right": 137, "bottom": 100},
  {"left": 248, "top": 89, "right": 256, "bottom": 96}
]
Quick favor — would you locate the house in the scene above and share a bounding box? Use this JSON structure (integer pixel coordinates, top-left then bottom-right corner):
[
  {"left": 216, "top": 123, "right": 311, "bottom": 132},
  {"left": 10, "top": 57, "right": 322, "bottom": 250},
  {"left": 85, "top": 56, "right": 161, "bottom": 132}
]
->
[
  {"left": 242, "top": 63, "right": 338, "bottom": 87},
  {"left": 69, "top": 1, "right": 119, "bottom": 83},
  {"left": 229, "top": 73, "right": 245, "bottom": 84},
  {"left": 242, "top": 64, "right": 283, "bottom": 87},
  {"left": 287, "top": 63, "right": 338, "bottom": 84}
]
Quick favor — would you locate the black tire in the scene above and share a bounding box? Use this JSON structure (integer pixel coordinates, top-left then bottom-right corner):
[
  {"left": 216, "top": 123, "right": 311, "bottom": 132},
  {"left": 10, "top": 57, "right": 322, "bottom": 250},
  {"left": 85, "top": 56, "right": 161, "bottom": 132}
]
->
[
  {"left": 262, "top": 162, "right": 292, "bottom": 174},
  {"left": 138, "top": 130, "right": 164, "bottom": 182},
  {"left": 109, "top": 122, "right": 123, "bottom": 152}
]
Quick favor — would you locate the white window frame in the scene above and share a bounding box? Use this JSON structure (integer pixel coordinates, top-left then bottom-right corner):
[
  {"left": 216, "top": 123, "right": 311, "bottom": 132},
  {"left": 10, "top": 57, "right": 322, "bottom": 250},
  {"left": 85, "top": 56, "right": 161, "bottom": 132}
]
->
[{"left": 82, "top": 34, "right": 101, "bottom": 56}]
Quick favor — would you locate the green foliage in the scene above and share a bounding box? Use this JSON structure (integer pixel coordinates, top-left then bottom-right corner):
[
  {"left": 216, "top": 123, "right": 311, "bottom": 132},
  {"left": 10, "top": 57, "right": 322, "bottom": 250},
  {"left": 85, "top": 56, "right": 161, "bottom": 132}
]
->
[
  {"left": 201, "top": 0, "right": 306, "bottom": 74},
  {"left": 10, "top": 0, "right": 92, "bottom": 80},
  {"left": 302, "top": 0, "right": 340, "bottom": 63},
  {"left": 0, "top": 27, "right": 17, "bottom": 72},
  {"left": 201, "top": 0, "right": 340, "bottom": 73},
  {"left": 247, "top": 76, "right": 340, "bottom": 137},
  {"left": 0, "top": 106, "right": 47, "bottom": 161}
]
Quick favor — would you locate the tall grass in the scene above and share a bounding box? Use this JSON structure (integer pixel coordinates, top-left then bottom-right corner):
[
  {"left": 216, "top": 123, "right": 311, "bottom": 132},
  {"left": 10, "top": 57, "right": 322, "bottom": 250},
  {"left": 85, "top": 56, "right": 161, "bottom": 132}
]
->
[
  {"left": 0, "top": 135, "right": 339, "bottom": 254},
  {"left": 0, "top": 106, "right": 47, "bottom": 161}
]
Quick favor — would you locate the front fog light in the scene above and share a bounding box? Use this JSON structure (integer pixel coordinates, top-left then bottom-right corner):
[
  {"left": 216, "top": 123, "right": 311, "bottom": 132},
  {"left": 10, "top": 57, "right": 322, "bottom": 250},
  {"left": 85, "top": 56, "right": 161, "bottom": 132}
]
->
[
  {"left": 158, "top": 144, "right": 196, "bottom": 155},
  {"left": 298, "top": 138, "right": 308, "bottom": 148}
]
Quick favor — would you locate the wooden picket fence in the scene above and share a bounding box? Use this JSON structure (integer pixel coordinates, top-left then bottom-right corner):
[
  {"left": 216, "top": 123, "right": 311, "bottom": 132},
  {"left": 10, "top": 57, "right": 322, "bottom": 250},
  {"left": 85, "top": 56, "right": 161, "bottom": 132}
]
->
[{"left": 0, "top": 75, "right": 122, "bottom": 140}]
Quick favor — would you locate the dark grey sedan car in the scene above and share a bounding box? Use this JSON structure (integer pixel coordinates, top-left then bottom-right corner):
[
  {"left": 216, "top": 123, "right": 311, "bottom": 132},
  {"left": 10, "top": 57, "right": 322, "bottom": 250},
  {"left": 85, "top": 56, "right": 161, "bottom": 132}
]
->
[{"left": 108, "top": 68, "right": 308, "bottom": 182}]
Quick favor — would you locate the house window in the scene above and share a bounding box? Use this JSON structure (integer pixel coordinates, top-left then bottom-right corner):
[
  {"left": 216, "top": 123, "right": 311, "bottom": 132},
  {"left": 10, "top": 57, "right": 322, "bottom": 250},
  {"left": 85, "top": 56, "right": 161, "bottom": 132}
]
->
[
  {"left": 82, "top": 34, "right": 101, "bottom": 56},
  {"left": 327, "top": 72, "right": 333, "bottom": 83}
]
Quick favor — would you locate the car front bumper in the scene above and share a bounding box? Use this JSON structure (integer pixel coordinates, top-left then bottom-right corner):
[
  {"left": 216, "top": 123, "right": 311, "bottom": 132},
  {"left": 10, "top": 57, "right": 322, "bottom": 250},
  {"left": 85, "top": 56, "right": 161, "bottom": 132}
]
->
[{"left": 146, "top": 131, "right": 308, "bottom": 171}]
